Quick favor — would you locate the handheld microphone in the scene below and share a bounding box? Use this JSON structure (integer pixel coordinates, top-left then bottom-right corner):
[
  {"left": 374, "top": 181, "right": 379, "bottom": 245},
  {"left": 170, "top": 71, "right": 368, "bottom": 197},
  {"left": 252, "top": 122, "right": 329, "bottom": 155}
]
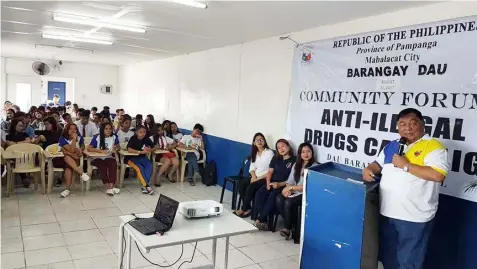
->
[{"left": 398, "top": 137, "right": 406, "bottom": 156}]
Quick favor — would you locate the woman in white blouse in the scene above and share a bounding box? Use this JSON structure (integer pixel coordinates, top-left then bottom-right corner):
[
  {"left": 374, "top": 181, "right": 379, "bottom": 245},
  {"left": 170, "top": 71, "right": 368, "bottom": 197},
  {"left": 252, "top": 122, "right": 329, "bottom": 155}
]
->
[{"left": 234, "top": 133, "right": 274, "bottom": 218}]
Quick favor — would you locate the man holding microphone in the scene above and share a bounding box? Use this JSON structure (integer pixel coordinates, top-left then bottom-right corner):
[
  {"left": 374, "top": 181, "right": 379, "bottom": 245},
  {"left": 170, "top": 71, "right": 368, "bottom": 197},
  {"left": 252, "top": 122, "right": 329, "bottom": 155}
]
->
[{"left": 363, "top": 108, "right": 449, "bottom": 269}]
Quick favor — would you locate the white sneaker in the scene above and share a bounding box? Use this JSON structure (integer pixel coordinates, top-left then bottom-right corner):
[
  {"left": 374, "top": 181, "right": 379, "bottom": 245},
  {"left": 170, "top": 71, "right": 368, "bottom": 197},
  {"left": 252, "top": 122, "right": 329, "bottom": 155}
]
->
[
  {"left": 113, "top": 188, "right": 120, "bottom": 194},
  {"left": 105, "top": 189, "right": 114, "bottom": 196},
  {"left": 81, "top": 173, "right": 90, "bottom": 182},
  {"left": 60, "top": 190, "right": 70, "bottom": 198}
]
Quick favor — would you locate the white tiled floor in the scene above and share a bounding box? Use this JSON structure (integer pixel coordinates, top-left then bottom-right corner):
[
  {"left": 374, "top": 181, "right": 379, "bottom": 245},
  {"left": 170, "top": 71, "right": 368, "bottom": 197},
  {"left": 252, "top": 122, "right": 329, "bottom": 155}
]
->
[{"left": 1, "top": 177, "right": 300, "bottom": 269}]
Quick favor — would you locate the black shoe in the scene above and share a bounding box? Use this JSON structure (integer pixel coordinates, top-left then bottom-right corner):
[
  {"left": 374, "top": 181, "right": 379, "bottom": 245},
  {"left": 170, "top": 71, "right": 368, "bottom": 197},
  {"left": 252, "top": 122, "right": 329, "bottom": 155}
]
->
[
  {"left": 22, "top": 177, "right": 31, "bottom": 188},
  {"left": 188, "top": 179, "right": 195, "bottom": 186},
  {"left": 55, "top": 179, "right": 62, "bottom": 187}
]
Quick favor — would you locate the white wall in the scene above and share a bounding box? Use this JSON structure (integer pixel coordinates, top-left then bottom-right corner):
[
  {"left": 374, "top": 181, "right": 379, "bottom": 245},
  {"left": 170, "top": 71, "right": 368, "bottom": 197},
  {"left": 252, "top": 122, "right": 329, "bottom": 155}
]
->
[
  {"left": 118, "top": 1, "right": 477, "bottom": 145},
  {"left": 1, "top": 57, "right": 7, "bottom": 105},
  {"left": 2, "top": 57, "right": 119, "bottom": 111}
]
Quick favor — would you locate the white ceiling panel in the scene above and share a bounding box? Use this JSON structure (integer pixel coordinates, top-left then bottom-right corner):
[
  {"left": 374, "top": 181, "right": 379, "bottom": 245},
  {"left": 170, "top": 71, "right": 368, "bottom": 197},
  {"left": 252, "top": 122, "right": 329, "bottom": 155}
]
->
[{"left": 1, "top": 1, "right": 434, "bottom": 65}]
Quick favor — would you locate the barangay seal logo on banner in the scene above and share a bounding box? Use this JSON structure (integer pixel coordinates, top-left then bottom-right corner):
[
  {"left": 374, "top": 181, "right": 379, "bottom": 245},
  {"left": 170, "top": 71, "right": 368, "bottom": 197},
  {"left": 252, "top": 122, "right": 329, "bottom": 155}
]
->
[{"left": 300, "top": 46, "right": 314, "bottom": 66}]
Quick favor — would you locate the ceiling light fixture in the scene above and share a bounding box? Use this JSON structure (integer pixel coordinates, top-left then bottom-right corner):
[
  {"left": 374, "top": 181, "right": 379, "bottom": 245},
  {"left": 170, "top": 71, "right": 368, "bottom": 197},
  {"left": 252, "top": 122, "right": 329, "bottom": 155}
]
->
[
  {"left": 167, "top": 0, "right": 207, "bottom": 9},
  {"left": 42, "top": 33, "right": 113, "bottom": 45},
  {"left": 53, "top": 14, "right": 146, "bottom": 33}
]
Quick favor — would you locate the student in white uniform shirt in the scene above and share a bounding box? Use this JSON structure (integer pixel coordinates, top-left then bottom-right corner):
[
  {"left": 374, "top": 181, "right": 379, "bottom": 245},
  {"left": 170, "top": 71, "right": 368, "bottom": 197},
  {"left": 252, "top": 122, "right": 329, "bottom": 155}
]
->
[
  {"left": 178, "top": 123, "right": 205, "bottom": 186},
  {"left": 58, "top": 123, "right": 90, "bottom": 198},
  {"left": 90, "top": 107, "right": 98, "bottom": 121},
  {"left": 116, "top": 114, "right": 134, "bottom": 145},
  {"left": 363, "top": 108, "right": 449, "bottom": 269},
  {"left": 87, "top": 122, "right": 120, "bottom": 196},
  {"left": 170, "top": 122, "right": 183, "bottom": 142},
  {"left": 150, "top": 123, "right": 179, "bottom": 186},
  {"left": 234, "top": 132, "right": 274, "bottom": 218},
  {"left": 74, "top": 110, "right": 99, "bottom": 138}
]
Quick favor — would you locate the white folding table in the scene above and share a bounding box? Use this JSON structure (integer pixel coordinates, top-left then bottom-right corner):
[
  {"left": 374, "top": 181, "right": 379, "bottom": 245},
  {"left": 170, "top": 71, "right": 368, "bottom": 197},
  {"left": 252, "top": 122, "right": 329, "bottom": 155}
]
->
[{"left": 118, "top": 210, "right": 257, "bottom": 269}]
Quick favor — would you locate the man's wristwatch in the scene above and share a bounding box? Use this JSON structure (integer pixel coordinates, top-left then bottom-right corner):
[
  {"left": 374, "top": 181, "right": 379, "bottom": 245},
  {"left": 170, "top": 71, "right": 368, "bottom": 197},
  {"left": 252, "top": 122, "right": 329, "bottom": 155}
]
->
[{"left": 403, "top": 164, "right": 410, "bottom": 172}]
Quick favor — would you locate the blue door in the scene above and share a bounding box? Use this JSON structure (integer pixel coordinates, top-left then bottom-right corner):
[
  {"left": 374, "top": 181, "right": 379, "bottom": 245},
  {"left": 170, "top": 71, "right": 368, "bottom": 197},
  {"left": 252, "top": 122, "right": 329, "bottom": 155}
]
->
[{"left": 47, "top": 81, "right": 66, "bottom": 105}]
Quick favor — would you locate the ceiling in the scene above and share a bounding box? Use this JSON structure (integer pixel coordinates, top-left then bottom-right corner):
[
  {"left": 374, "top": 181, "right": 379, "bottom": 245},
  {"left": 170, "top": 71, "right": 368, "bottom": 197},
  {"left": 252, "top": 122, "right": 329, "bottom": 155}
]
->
[{"left": 1, "top": 1, "right": 434, "bottom": 66}]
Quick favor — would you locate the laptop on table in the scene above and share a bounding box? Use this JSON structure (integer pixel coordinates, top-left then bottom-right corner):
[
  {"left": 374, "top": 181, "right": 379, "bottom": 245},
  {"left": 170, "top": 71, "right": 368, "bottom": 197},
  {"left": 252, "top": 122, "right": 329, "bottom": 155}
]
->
[{"left": 129, "top": 194, "right": 179, "bottom": 235}]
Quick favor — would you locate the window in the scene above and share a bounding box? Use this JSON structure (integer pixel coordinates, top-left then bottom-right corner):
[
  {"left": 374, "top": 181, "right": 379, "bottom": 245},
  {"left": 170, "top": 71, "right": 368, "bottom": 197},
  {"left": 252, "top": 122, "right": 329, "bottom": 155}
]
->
[{"left": 15, "top": 83, "right": 31, "bottom": 111}]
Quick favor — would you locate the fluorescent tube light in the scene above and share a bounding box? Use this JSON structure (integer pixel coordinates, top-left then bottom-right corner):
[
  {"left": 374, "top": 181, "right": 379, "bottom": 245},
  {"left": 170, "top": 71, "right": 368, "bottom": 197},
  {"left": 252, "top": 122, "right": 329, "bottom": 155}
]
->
[
  {"left": 42, "top": 33, "right": 113, "bottom": 45},
  {"left": 167, "top": 0, "right": 207, "bottom": 9},
  {"left": 53, "top": 15, "right": 146, "bottom": 33}
]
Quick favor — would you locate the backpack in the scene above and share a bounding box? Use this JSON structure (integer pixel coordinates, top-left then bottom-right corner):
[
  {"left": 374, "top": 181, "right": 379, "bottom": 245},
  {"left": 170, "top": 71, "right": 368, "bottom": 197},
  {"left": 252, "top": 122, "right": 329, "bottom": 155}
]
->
[{"left": 201, "top": 160, "right": 217, "bottom": 186}]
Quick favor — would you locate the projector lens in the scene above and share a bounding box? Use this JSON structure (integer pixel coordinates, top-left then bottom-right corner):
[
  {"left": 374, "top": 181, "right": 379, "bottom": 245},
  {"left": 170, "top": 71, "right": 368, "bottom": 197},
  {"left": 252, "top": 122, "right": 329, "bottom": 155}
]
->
[{"left": 215, "top": 207, "right": 220, "bottom": 212}]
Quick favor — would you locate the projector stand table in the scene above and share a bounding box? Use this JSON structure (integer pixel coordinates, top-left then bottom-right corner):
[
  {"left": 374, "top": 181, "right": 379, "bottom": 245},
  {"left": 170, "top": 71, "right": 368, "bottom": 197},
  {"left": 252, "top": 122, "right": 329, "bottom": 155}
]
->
[{"left": 118, "top": 210, "right": 257, "bottom": 269}]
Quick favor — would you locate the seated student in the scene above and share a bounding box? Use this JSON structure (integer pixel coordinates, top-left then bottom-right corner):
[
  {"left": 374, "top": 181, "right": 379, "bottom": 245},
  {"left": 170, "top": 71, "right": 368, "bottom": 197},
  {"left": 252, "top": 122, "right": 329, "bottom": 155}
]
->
[
  {"left": 116, "top": 114, "right": 134, "bottom": 179},
  {"left": 234, "top": 133, "right": 274, "bottom": 217},
  {"left": 5, "top": 118, "right": 31, "bottom": 146},
  {"left": 1, "top": 108, "right": 15, "bottom": 134},
  {"left": 170, "top": 122, "right": 183, "bottom": 142},
  {"left": 100, "top": 110, "right": 112, "bottom": 124},
  {"left": 92, "top": 113, "right": 102, "bottom": 129},
  {"left": 162, "top": 120, "right": 171, "bottom": 138},
  {"left": 90, "top": 107, "right": 98, "bottom": 121},
  {"left": 144, "top": 114, "right": 155, "bottom": 136},
  {"left": 75, "top": 108, "right": 85, "bottom": 121},
  {"left": 131, "top": 114, "right": 143, "bottom": 132},
  {"left": 28, "top": 106, "right": 38, "bottom": 116},
  {"left": 113, "top": 108, "right": 125, "bottom": 132},
  {"left": 58, "top": 106, "right": 65, "bottom": 117},
  {"left": 116, "top": 114, "right": 134, "bottom": 144},
  {"left": 126, "top": 125, "right": 154, "bottom": 194},
  {"left": 58, "top": 123, "right": 90, "bottom": 198},
  {"left": 30, "top": 110, "right": 44, "bottom": 130},
  {"left": 276, "top": 142, "right": 317, "bottom": 239},
  {"left": 150, "top": 123, "right": 179, "bottom": 186},
  {"left": 62, "top": 113, "right": 74, "bottom": 125},
  {"left": 2, "top": 100, "right": 13, "bottom": 116},
  {"left": 178, "top": 123, "right": 205, "bottom": 186},
  {"left": 23, "top": 113, "right": 36, "bottom": 138},
  {"left": 75, "top": 110, "right": 99, "bottom": 138},
  {"left": 253, "top": 139, "right": 296, "bottom": 230},
  {"left": 33, "top": 116, "right": 63, "bottom": 187},
  {"left": 103, "top": 106, "right": 113, "bottom": 122},
  {"left": 5, "top": 117, "right": 32, "bottom": 187},
  {"left": 88, "top": 122, "right": 120, "bottom": 196},
  {"left": 14, "top": 112, "right": 35, "bottom": 138},
  {"left": 12, "top": 112, "right": 35, "bottom": 138},
  {"left": 50, "top": 111, "right": 64, "bottom": 130},
  {"left": 64, "top": 102, "right": 72, "bottom": 114},
  {"left": 12, "top": 105, "right": 21, "bottom": 114},
  {"left": 33, "top": 117, "right": 62, "bottom": 149},
  {"left": 37, "top": 105, "right": 46, "bottom": 114}
]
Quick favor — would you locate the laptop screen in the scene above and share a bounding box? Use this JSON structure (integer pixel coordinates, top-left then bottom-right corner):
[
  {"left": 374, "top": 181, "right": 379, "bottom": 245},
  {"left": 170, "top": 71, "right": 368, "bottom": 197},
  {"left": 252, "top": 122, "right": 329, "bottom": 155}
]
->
[{"left": 153, "top": 195, "right": 179, "bottom": 226}]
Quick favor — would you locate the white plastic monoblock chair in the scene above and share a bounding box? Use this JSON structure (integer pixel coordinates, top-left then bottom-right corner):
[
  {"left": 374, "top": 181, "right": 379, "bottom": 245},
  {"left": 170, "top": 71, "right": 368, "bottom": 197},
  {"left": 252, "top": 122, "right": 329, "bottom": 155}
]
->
[{"left": 5, "top": 144, "right": 45, "bottom": 196}]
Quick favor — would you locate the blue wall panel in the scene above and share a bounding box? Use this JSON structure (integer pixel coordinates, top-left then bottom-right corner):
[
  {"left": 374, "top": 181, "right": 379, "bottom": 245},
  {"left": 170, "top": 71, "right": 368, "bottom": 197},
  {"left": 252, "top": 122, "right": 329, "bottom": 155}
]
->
[
  {"left": 424, "top": 194, "right": 477, "bottom": 269},
  {"left": 180, "top": 129, "right": 251, "bottom": 189},
  {"left": 183, "top": 130, "right": 477, "bottom": 268}
]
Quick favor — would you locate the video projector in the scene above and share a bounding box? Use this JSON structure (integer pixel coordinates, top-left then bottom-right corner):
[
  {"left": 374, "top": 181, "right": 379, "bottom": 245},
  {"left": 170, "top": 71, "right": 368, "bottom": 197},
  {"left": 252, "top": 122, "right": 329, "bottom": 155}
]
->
[{"left": 179, "top": 200, "right": 223, "bottom": 218}]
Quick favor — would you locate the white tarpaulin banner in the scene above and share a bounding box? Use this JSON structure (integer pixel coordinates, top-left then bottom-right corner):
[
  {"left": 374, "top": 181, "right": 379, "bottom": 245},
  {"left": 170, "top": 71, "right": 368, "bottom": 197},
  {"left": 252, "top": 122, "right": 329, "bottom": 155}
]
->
[{"left": 287, "top": 16, "right": 477, "bottom": 202}]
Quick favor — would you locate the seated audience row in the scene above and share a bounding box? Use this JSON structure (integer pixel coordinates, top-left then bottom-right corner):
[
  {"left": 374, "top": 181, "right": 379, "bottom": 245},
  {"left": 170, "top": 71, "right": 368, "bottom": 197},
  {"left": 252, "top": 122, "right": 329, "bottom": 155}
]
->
[
  {"left": 1, "top": 101, "right": 202, "bottom": 198},
  {"left": 235, "top": 132, "right": 318, "bottom": 240}
]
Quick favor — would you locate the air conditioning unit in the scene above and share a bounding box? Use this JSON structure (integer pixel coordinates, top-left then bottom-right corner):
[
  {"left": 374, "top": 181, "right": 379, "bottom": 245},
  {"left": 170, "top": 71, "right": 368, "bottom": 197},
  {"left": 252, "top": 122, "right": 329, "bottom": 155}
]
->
[{"left": 100, "top": 85, "right": 112, "bottom": 94}]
